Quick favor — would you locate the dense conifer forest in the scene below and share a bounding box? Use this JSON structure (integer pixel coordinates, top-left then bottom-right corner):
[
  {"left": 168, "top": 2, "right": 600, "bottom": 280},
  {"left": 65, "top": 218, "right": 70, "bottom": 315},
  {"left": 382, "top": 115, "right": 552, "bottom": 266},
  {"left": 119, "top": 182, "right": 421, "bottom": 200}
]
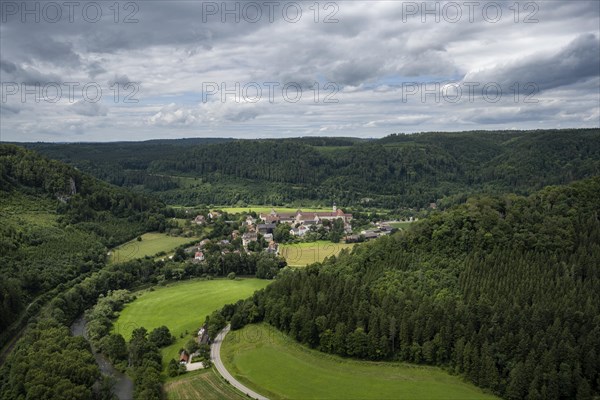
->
[{"left": 25, "top": 129, "right": 600, "bottom": 208}]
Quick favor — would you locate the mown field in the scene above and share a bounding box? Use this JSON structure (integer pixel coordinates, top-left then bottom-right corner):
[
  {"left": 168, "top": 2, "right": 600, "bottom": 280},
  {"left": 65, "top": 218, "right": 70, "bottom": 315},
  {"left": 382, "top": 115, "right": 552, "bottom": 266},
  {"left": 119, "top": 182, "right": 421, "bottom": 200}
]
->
[
  {"left": 221, "top": 324, "right": 499, "bottom": 400},
  {"left": 112, "top": 279, "right": 271, "bottom": 374},
  {"left": 109, "top": 232, "right": 194, "bottom": 264},
  {"left": 279, "top": 241, "right": 356, "bottom": 266},
  {"left": 389, "top": 221, "right": 414, "bottom": 230},
  {"left": 213, "top": 206, "right": 332, "bottom": 214},
  {"left": 164, "top": 368, "right": 246, "bottom": 400}
]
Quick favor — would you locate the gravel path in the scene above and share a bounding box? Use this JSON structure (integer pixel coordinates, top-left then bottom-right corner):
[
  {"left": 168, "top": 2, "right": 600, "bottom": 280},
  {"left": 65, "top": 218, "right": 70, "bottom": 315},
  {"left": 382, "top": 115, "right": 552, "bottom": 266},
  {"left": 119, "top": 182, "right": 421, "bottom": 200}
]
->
[
  {"left": 185, "top": 355, "right": 205, "bottom": 371},
  {"left": 211, "top": 325, "right": 269, "bottom": 400}
]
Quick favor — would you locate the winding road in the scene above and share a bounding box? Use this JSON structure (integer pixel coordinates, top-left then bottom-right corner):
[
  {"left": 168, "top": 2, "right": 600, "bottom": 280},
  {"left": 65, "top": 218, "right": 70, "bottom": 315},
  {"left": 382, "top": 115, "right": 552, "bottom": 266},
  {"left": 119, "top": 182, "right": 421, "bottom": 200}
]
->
[{"left": 211, "top": 325, "right": 269, "bottom": 400}]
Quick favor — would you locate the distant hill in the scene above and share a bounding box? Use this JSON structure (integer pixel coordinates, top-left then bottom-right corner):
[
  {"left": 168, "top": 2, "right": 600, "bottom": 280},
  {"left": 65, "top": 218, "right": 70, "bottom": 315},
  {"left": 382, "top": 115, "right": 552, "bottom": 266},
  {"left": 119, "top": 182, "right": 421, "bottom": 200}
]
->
[{"left": 21, "top": 129, "right": 600, "bottom": 209}]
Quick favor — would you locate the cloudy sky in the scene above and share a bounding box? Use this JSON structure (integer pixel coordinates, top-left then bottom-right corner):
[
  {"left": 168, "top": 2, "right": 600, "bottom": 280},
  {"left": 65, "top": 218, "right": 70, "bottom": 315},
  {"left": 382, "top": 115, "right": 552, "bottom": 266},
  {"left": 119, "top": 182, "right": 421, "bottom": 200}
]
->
[{"left": 0, "top": 0, "right": 599, "bottom": 142}]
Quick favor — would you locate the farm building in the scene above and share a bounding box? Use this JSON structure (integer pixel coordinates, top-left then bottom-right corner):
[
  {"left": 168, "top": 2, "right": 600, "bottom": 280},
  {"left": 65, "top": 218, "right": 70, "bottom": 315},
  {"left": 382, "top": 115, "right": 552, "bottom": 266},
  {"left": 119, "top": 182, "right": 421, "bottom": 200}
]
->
[{"left": 179, "top": 350, "right": 189, "bottom": 364}]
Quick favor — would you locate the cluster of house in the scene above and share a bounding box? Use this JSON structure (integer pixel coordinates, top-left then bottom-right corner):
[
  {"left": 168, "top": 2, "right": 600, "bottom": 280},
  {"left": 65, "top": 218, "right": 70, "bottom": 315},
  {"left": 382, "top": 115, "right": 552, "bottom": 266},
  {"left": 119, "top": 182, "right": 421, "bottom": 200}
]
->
[
  {"left": 186, "top": 219, "right": 279, "bottom": 260},
  {"left": 344, "top": 219, "right": 419, "bottom": 242},
  {"left": 179, "top": 325, "right": 210, "bottom": 367},
  {"left": 192, "top": 211, "right": 222, "bottom": 225},
  {"left": 259, "top": 205, "right": 353, "bottom": 237},
  {"left": 186, "top": 237, "right": 243, "bottom": 262},
  {"left": 240, "top": 215, "right": 279, "bottom": 254},
  {"left": 187, "top": 206, "right": 354, "bottom": 258},
  {"left": 345, "top": 222, "right": 395, "bottom": 243}
]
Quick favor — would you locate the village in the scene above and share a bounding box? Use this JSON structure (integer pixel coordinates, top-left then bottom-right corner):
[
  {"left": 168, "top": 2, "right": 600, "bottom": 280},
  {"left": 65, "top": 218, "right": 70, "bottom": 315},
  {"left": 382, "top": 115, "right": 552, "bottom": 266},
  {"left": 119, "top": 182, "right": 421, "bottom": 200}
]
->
[{"left": 184, "top": 205, "right": 416, "bottom": 264}]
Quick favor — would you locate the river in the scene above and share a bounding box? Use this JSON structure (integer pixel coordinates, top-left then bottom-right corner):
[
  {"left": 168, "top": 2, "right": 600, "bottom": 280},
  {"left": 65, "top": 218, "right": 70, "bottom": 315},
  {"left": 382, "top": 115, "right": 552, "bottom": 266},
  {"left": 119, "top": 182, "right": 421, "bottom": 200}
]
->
[{"left": 70, "top": 316, "right": 134, "bottom": 400}]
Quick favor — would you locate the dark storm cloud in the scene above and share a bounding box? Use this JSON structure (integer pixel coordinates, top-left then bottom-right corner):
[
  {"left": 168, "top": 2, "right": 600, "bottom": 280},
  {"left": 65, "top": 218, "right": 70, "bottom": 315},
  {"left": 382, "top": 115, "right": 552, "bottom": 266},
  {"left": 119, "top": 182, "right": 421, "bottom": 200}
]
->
[
  {"left": 21, "top": 36, "right": 81, "bottom": 66},
  {"left": 0, "top": 103, "right": 21, "bottom": 115},
  {"left": 0, "top": 59, "right": 61, "bottom": 84},
  {"left": 330, "top": 59, "right": 382, "bottom": 86},
  {"left": 466, "top": 34, "right": 600, "bottom": 93},
  {"left": 0, "top": 60, "right": 18, "bottom": 74},
  {"left": 86, "top": 61, "right": 106, "bottom": 78}
]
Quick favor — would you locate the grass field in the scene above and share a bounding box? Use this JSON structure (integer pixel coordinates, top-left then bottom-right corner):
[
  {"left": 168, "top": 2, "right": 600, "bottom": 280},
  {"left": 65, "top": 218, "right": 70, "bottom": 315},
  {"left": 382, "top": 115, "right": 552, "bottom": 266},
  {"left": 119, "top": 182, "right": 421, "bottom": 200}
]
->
[
  {"left": 165, "top": 368, "right": 246, "bottom": 400},
  {"left": 389, "top": 221, "right": 414, "bottom": 230},
  {"left": 213, "top": 206, "right": 333, "bottom": 214},
  {"left": 112, "top": 279, "right": 270, "bottom": 373},
  {"left": 279, "top": 241, "right": 356, "bottom": 266},
  {"left": 172, "top": 218, "right": 190, "bottom": 228},
  {"left": 109, "top": 232, "right": 194, "bottom": 264},
  {"left": 221, "top": 324, "right": 499, "bottom": 400}
]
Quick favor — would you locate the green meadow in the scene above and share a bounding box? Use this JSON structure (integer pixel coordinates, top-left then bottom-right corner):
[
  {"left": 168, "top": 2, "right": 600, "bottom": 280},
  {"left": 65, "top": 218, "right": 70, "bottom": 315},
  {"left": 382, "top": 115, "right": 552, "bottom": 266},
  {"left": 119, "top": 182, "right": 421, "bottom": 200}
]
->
[
  {"left": 279, "top": 240, "right": 355, "bottom": 266},
  {"left": 213, "top": 206, "right": 332, "bottom": 214},
  {"left": 112, "top": 279, "right": 270, "bottom": 373},
  {"left": 109, "top": 232, "right": 194, "bottom": 264},
  {"left": 389, "top": 221, "right": 414, "bottom": 230},
  {"left": 221, "top": 324, "right": 499, "bottom": 400}
]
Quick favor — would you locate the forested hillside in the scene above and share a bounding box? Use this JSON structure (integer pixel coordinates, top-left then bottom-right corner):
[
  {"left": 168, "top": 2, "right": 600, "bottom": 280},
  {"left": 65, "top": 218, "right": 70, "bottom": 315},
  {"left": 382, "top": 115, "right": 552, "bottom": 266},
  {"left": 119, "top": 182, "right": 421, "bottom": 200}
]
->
[
  {"left": 25, "top": 129, "right": 600, "bottom": 208},
  {"left": 222, "top": 177, "right": 600, "bottom": 399},
  {"left": 2, "top": 136, "right": 599, "bottom": 399},
  {"left": 0, "top": 145, "right": 169, "bottom": 343}
]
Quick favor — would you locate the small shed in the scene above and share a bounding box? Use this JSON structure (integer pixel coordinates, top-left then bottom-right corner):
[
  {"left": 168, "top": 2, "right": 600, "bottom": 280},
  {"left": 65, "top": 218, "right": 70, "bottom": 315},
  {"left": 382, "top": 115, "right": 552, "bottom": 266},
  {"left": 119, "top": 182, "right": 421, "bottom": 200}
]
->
[{"left": 179, "top": 351, "right": 189, "bottom": 364}]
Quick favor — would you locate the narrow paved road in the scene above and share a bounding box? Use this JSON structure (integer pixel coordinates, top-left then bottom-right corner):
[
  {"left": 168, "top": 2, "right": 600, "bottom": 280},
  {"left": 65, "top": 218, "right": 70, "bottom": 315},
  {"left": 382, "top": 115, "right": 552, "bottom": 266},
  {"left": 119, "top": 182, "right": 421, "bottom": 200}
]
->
[{"left": 211, "top": 325, "right": 269, "bottom": 400}]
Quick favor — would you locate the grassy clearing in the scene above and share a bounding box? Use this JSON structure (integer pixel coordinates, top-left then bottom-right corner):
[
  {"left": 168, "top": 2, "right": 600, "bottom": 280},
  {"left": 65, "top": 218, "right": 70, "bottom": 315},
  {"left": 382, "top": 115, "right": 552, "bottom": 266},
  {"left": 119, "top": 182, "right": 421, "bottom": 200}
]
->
[
  {"left": 0, "top": 192, "right": 57, "bottom": 229},
  {"left": 212, "top": 206, "right": 332, "bottom": 214},
  {"left": 172, "top": 218, "right": 190, "bottom": 228},
  {"left": 279, "top": 241, "right": 356, "bottom": 267},
  {"left": 221, "top": 324, "right": 499, "bottom": 400},
  {"left": 164, "top": 368, "right": 246, "bottom": 400},
  {"left": 112, "top": 279, "right": 271, "bottom": 372},
  {"left": 109, "top": 232, "right": 194, "bottom": 264},
  {"left": 389, "top": 221, "right": 414, "bottom": 230}
]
